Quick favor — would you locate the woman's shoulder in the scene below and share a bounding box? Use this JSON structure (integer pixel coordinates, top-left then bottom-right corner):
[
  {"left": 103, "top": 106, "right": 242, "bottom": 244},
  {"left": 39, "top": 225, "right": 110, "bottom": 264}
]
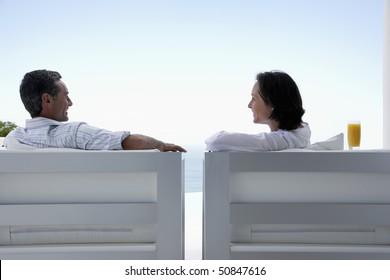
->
[{"left": 274, "top": 122, "right": 311, "bottom": 148}]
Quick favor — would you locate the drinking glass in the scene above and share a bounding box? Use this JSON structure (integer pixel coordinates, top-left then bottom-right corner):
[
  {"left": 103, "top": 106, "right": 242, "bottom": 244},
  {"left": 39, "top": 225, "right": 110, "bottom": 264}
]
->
[{"left": 347, "top": 121, "right": 361, "bottom": 150}]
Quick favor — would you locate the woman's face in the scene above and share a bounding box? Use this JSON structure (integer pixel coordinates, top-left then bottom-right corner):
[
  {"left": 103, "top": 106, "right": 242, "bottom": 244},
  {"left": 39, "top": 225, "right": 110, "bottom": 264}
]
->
[{"left": 248, "top": 82, "right": 275, "bottom": 128}]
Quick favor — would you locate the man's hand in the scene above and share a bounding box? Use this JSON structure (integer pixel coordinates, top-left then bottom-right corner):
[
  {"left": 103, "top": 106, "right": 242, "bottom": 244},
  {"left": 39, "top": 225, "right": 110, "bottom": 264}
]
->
[
  {"left": 159, "top": 142, "right": 187, "bottom": 152},
  {"left": 122, "top": 134, "right": 186, "bottom": 152}
]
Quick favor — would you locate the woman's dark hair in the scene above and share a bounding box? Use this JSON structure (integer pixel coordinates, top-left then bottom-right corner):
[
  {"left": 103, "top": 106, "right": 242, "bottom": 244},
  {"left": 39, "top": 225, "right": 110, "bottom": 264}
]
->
[
  {"left": 256, "top": 71, "right": 305, "bottom": 130},
  {"left": 19, "top": 70, "right": 62, "bottom": 117}
]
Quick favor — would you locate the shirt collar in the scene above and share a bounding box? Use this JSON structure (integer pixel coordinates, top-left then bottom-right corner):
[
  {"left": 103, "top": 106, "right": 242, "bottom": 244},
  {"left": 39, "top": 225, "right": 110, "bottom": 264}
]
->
[{"left": 25, "top": 117, "right": 63, "bottom": 129}]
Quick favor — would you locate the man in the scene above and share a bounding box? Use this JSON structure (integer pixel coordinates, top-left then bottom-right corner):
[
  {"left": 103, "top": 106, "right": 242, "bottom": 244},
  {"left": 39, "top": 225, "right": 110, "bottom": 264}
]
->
[{"left": 5, "top": 69, "right": 186, "bottom": 152}]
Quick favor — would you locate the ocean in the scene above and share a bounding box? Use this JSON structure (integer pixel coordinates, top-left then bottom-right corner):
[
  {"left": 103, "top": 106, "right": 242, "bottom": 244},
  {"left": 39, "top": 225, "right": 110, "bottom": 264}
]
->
[{"left": 183, "top": 145, "right": 205, "bottom": 193}]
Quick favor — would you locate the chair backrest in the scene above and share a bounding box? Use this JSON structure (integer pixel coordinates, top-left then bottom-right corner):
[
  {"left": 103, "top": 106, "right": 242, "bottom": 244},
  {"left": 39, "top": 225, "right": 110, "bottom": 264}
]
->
[
  {"left": 203, "top": 151, "right": 390, "bottom": 259},
  {"left": 0, "top": 150, "right": 184, "bottom": 259}
]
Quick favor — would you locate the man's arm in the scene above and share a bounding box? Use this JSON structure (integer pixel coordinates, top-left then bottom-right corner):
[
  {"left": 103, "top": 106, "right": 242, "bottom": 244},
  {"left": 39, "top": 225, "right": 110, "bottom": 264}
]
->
[{"left": 121, "top": 134, "right": 186, "bottom": 152}]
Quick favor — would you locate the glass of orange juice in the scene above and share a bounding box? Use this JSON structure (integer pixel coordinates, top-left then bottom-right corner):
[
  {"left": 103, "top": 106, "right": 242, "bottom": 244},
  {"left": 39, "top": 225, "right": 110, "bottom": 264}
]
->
[{"left": 347, "top": 121, "right": 361, "bottom": 150}]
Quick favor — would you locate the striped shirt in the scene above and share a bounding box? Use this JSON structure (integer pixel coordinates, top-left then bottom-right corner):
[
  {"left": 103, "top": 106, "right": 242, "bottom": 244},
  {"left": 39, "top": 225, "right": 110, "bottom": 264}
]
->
[{"left": 5, "top": 117, "right": 130, "bottom": 150}]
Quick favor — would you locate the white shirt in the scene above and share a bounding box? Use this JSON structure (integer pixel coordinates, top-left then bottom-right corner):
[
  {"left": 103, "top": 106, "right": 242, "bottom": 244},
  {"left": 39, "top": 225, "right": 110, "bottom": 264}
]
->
[
  {"left": 5, "top": 117, "right": 130, "bottom": 150},
  {"left": 205, "top": 123, "right": 311, "bottom": 152}
]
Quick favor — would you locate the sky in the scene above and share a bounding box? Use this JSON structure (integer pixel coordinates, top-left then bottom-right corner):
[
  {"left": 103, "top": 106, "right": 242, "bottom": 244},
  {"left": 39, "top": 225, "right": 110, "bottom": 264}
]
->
[{"left": 0, "top": 0, "right": 384, "bottom": 148}]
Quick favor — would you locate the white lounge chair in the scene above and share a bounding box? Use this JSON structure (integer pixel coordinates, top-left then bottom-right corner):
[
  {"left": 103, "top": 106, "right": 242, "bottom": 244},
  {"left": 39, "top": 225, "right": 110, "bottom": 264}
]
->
[
  {"left": 203, "top": 151, "right": 390, "bottom": 259},
  {"left": 0, "top": 149, "right": 184, "bottom": 259}
]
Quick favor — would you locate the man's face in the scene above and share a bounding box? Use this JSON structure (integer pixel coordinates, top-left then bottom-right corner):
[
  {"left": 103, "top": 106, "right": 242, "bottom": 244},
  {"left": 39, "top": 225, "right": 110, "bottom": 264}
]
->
[{"left": 44, "top": 80, "right": 73, "bottom": 121}]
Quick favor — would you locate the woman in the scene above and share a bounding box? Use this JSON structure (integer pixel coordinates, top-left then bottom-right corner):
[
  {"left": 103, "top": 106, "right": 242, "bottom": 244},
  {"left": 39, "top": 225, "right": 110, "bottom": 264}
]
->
[{"left": 205, "top": 71, "right": 311, "bottom": 151}]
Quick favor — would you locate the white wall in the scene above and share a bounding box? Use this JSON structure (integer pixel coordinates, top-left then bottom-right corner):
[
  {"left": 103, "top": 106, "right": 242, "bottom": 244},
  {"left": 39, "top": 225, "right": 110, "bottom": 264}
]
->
[{"left": 384, "top": 0, "right": 390, "bottom": 148}]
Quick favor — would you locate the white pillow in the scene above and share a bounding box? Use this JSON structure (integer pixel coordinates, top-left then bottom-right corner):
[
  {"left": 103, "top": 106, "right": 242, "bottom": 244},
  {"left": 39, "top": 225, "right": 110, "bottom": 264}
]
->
[
  {"left": 305, "top": 133, "right": 344, "bottom": 150},
  {"left": 3, "top": 136, "right": 37, "bottom": 150}
]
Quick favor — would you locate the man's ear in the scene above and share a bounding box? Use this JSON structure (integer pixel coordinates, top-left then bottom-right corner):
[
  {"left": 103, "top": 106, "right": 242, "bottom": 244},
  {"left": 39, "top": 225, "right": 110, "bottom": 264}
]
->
[{"left": 41, "top": 93, "right": 53, "bottom": 105}]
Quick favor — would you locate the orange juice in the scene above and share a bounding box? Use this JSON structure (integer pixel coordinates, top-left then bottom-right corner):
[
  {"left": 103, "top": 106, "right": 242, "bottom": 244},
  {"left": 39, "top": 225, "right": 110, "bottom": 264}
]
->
[{"left": 347, "top": 123, "right": 361, "bottom": 148}]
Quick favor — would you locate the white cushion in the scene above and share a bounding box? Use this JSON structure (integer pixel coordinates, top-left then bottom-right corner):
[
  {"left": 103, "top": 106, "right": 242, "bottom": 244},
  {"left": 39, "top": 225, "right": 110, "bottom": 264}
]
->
[
  {"left": 278, "top": 133, "right": 344, "bottom": 152},
  {"left": 305, "top": 133, "right": 344, "bottom": 150},
  {"left": 4, "top": 136, "right": 39, "bottom": 150}
]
